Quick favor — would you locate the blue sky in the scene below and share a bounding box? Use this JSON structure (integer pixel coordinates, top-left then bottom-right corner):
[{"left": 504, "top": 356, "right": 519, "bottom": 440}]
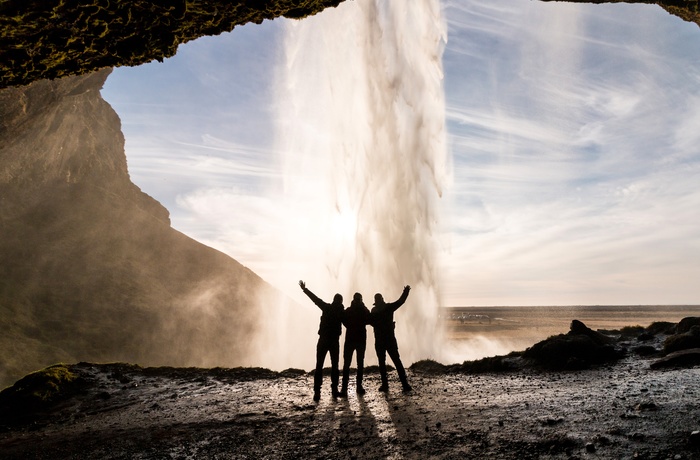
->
[{"left": 102, "top": 0, "right": 700, "bottom": 307}]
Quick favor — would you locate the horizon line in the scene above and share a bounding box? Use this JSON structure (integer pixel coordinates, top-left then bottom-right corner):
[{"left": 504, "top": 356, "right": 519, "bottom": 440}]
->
[{"left": 441, "top": 304, "right": 700, "bottom": 308}]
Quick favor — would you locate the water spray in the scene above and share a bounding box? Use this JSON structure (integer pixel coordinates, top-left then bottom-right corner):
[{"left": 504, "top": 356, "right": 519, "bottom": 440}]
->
[{"left": 259, "top": 0, "right": 448, "bottom": 369}]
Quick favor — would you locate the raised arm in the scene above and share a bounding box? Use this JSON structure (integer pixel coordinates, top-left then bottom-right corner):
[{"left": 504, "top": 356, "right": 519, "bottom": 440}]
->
[
  {"left": 388, "top": 285, "right": 411, "bottom": 312},
  {"left": 299, "top": 280, "right": 327, "bottom": 310}
]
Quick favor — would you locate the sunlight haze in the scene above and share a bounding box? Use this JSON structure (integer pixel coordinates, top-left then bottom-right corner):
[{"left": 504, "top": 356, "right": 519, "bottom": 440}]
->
[{"left": 101, "top": 0, "right": 700, "bottom": 308}]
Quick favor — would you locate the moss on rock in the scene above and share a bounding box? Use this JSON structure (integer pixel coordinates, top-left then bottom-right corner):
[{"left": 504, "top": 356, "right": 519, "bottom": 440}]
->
[{"left": 0, "top": 363, "right": 83, "bottom": 425}]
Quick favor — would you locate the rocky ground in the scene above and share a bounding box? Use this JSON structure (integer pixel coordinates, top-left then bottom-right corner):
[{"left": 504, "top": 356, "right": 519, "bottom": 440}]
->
[{"left": 2, "top": 321, "right": 700, "bottom": 459}]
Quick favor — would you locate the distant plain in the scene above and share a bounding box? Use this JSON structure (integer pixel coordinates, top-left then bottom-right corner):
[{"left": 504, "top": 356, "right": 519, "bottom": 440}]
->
[{"left": 441, "top": 305, "right": 700, "bottom": 356}]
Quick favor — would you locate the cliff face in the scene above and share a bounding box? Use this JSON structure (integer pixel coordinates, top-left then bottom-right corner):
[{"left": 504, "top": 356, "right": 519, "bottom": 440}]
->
[
  {"left": 0, "top": 69, "right": 166, "bottom": 219},
  {"left": 0, "top": 71, "right": 277, "bottom": 388}
]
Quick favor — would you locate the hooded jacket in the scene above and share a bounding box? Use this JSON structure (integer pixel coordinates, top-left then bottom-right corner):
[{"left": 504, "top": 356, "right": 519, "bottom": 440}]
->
[
  {"left": 343, "top": 296, "right": 371, "bottom": 343},
  {"left": 302, "top": 287, "right": 344, "bottom": 337}
]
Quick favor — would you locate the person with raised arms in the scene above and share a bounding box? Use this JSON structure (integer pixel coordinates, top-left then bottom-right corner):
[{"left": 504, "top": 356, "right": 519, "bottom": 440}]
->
[{"left": 339, "top": 292, "right": 372, "bottom": 396}]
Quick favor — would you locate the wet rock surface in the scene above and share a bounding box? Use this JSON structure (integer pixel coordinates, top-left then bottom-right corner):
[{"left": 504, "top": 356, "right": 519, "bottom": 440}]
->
[{"left": 2, "top": 322, "right": 700, "bottom": 459}]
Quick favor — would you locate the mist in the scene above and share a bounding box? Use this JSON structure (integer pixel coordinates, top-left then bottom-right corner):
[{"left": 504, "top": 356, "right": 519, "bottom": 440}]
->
[
  {"left": 96, "top": 0, "right": 700, "bottom": 373},
  {"left": 252, "top": 0, "right": 449, "bottom": 369}
]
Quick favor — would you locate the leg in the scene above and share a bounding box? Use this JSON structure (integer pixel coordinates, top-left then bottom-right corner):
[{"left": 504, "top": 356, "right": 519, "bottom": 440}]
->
[
  {"left": 375, "top": 342, "right": 389, "bottom": 391},
  {"left": 329, "top": 338, "right": 340, "bottom": 396},
  {"left": 314, "top": 339, "right": 328, "bottom": 400},
  {"left": 387, "top": 345, "right": 411, "bottom": 392},
  {"left": 341, "top": 340, "right": 353, "bottom": 396},
  {"left": 356, "top": 340, "right": 366, "bottom": 394}
]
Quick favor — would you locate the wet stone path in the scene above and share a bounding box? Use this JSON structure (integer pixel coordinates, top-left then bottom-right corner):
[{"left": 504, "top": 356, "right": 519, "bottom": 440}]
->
[{"left": 1, "top": 358, "right": 700, "bottom": 459}]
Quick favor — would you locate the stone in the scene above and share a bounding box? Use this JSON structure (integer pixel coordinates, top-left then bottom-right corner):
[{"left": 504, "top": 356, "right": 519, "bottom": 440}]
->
[
  {"left": 689, "top": 430, "right": 700, "bottom": 446},
  {"left": 651, "top": 348, "right": 700, "bottom": 370},
  {"left": 677, "top": 317, "right": 700, "bottom": 334},
  {"left": 522, "top": 320, "right": 623, "bottom": 370}
]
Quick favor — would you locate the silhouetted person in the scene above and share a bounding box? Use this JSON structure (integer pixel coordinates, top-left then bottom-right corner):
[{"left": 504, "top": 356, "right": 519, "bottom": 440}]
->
[
  {"left": 371, "top": 285, "right": 412, "bottom": 393},
  {"left": 340, "top": 292, "right": 372, "bottom": 396},
  {"left": 299, "top": 280, "right": 344, "bottom": 401}
]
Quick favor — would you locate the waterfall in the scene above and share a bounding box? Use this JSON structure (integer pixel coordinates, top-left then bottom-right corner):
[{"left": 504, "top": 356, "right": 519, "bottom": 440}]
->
[{"left": 262, "top": 0, "right": 448, "bottom": 368}]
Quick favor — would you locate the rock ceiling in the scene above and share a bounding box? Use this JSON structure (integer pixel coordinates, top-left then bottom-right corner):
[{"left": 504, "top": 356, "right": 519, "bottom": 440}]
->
[{"left": 1, "top": 0, "right": 698, "bottom": 89}]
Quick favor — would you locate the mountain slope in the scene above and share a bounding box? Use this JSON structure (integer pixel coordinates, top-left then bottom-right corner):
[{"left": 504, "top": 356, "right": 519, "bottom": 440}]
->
[{"left": 0, "top": 69, "right": 277, "bottom": 388}]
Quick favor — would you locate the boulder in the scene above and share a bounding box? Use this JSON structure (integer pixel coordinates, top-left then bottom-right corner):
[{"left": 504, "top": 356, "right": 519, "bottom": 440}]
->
[
  {"left": 663, "top": 325, "right": 700, "bottom": 354},
  {"left": 676, "top": 317, "right": 700, "bottom": 334},
  {"left": 651, "top": 348, "right": 700, "bottom": 369},
  {"left": 523, "top": 320, "right": 623, "bottom": 370}
]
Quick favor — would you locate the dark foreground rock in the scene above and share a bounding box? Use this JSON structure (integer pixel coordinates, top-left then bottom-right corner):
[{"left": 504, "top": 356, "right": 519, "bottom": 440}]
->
[
  {"left": 522, "top": 319, "right": 623, "bottom": 370},
  {"left": 651, "top": 348, "right": 700, "bottom": 369},
  {"left": 664, "top": 321, "right": 700, "bottom": 353},
  {"left": 2, "top": 319, "right": 700, "bottom": 459}
]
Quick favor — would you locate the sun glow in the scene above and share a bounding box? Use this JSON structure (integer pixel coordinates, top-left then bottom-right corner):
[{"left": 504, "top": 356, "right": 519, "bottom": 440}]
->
[{"left": 254, "top": 0, "right": 449, "bottom": 369}]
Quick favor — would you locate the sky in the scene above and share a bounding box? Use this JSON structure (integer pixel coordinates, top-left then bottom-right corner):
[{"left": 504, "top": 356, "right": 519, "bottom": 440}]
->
[{"left": 101, "top": 0, "right": 700, "bottom": 308}]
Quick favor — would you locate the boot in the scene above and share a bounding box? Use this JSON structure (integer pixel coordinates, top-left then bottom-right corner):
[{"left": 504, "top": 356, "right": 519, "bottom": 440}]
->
[
  {"left": 378, "top": 363, "right": 389, "bottom": 392},
  {"left": 396, "top": 357, "right": 411, "bottom": 393},
  {"left": 339, "top": 374, "right": 349, "bottom": 397},
  {"left": 356, "top": 374, "right": 365, "bottom": 395}
]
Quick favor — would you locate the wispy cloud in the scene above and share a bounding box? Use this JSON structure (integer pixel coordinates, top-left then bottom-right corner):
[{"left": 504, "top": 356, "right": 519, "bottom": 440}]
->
[
  {"left": 103, "top": 0, "right": 700, "bottom": 306},
  {"left": 439, "top": 0, "right": 700, "bottom": 305}
]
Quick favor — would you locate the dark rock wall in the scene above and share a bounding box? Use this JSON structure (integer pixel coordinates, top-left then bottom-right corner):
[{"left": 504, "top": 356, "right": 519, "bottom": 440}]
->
[
  {"left": 0, "top": 71, "right": 277, "bottom": 388},
  {"left": 1, "top": 1, "right": 699, "bottom": 89},
  {"left": 541, "top": 1, "right": 700, "bottom": 27},
  {"left": 0, "top": 0, "right": 345, "bottom": 89}
]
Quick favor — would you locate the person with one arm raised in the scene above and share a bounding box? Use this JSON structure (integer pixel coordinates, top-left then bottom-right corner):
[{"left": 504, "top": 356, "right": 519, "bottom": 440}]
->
[
  {"left": 299, "top": 280, "right": 345, "bottom": 401},
  {"left": 371, "top": 285, "right": 412, "bottom": 393}
]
